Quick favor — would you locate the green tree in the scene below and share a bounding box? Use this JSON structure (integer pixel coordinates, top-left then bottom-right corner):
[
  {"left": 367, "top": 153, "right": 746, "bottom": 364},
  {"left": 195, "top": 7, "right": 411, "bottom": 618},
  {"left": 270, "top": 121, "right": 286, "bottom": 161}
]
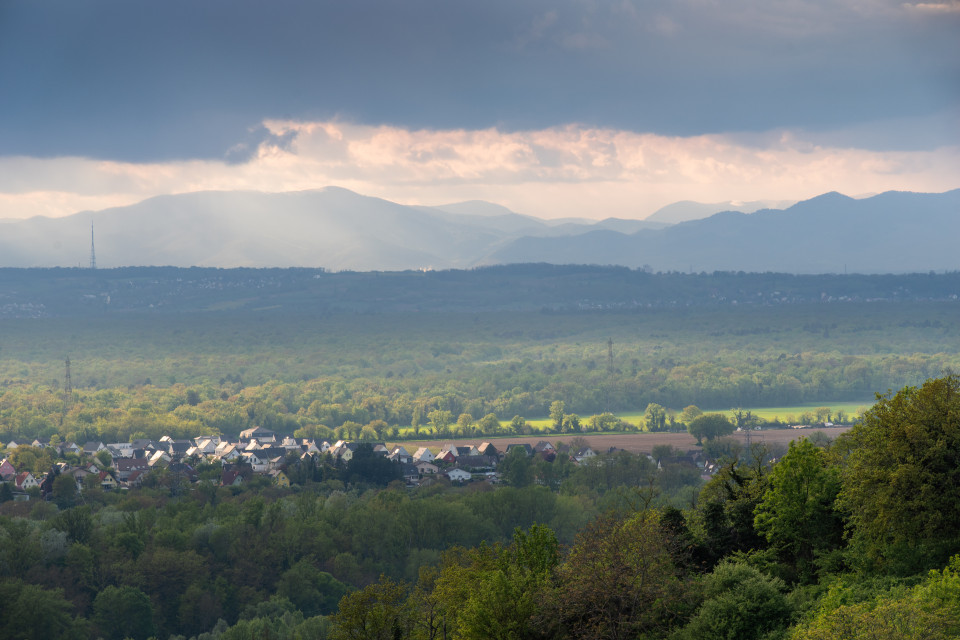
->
[
  {"left": 555, "top": 512, "right": 691, "bottom": 640},
  {"left": 92, "top": 585, "right": 156, "bottom": 640},
  {"left": 549, "top": 401, "right": 565, "bottom": 432},
  {"left": 499, "top": 446, "right": 533, "bottom": 488},
  {"left": 0, "top": 579, "right": 83, "bottom": 640},
  {"left": 688, "top": 413, "right": 734, "bottom": 445},
  {"left": 330, "top": 575, "right": 412, "bottom": 640},
  {"left": 428, "top": 409, "right": 453, "bottom": 436},
  {"left": 644, "top": 403, "right": 667, "bottom": 432},
  {"left": 674, "top": 560, "right": 792, "bottom": 640},
  {"left": 680, "top": 405, "right": 703, "bottom": 424},
  {"left": 754, "top": 438, "right": 844, "bottom": 582},
  {"left": 276, "top": 559, "right": 352, "bottom": 616},
  {"left": 837, "top": 375, "right": 960, "bottom": 573}
]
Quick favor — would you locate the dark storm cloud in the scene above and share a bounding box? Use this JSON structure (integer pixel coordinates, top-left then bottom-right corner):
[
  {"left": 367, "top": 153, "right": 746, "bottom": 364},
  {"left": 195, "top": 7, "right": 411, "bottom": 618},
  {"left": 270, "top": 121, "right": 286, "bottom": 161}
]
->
[{"left": 0, "top": 0, "right": 956, "bottom": 162}]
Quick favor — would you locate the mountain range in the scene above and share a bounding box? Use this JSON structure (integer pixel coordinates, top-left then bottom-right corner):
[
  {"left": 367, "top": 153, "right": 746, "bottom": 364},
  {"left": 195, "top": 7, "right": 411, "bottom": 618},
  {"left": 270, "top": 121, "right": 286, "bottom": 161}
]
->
[{"left": 0, "top": 187, "right": 957, "bottom": 273}]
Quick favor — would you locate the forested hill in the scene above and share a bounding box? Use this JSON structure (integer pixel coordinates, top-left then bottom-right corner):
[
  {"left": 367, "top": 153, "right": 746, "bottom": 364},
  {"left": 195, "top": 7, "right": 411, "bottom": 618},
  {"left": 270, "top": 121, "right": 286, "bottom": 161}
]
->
[{"left": 3, "top": 265, "right": 960, "bottom": 318}]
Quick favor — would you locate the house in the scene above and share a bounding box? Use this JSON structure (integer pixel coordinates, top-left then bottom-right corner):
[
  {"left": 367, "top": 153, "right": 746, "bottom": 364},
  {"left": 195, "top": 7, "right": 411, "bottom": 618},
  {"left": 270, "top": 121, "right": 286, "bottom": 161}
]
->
[
  {"left": 240, "top": 451, "right": 267, "bottom": 473},
  {"left": 477, "top": 442, "right": 499, "bottom": 458},
  {"left": 457, "top": 445, "right": 481, "bottom": 457},
  {"left": 573, "top": 447, "right": 596, "bottom": 462},
  {"left": 15, "top": 472, "right": 39, "bottom": 490},
  {"left": 149, "top": 450, "right": 172, "bottom": 466},
  {"left": 446, "top": 468, "right": 472, "bottom": 482},
  {"left": 115, "top": 458, "right": 151, "bottom": 481},
  {"left": 333, "top": 442, "right": 359, "bottom": 462},
  {"left": 83, "top": 441, "right": 107, "bottom": 455},
  {"left": 221, "top": 470, "right": 244, "bottom": 487},
  {"left": 401, "top": 463, "right": 420, "bottom": 485},
  {"left": 412, "top": 447, "right": 435, "bottom": 463},
  {"left": 167, "top": 440, "right": 192, "bottom": 458},
  {"left": 107, "top": 442, "right": 134, "bottom": 458},
  {"left": 215, "top": 443, "right": 242, "bottom": 462},
  {"left": 194, "top": 438, "right": 219, "bottom": 455},
  {"left": 533, "top": 441, "right": 556, "bottom": 454},
  {"left": 269, "top": 470, "right": 291, "bottom": 487},
  {"left": 415, "top": 461, "right": 439, "bottom": 475},
  {"left": 59, "top": 442, "right": 82, "bottom": 455},
  {"left": 239, "top": 426, "right": 276, "bottom": 443},
  {"left": 0, "top": 459, "right": 16, "bottom": 481},
  {"left": 125, "top": 470, "right": 146, "bottom": 488},
  {"left": 434, "top": 450, "right": 457, "bottom": 465},
  {"left": 387, "top": 447, "right": 413, "bottom": 464},
  {"left": 455, "top": 455, "right": 497, "bottom": 472},
  {"left": 98, "top": 472, "right": 118, "bottom": 491},
  {"left": 506, "top": 443, "right": 533, "bottom": 457},
  {"left": 6, "top": 439, "right": 24, "bottom": 450}
]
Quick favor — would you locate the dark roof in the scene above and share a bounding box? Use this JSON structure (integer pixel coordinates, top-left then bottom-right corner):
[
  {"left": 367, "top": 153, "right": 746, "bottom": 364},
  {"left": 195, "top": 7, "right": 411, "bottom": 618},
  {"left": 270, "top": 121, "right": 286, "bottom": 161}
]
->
[
  {"left": 455, "top": 455, "right": 498, "bottom": 470},
  {"left": 239, "top": 426, "right": 275, "bottom": 440}
]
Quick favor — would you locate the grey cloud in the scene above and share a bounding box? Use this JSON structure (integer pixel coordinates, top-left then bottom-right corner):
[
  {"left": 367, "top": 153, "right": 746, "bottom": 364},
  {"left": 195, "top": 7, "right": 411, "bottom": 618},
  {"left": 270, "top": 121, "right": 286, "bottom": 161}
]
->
[{"left": 0, "top": 0, "right": 956, "bottom": 162}]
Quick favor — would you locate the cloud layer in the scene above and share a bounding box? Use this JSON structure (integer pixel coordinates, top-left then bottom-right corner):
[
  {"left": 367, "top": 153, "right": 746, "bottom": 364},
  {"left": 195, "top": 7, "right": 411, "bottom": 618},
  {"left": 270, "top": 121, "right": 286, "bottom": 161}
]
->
[
  {"left": 2, "top": 121, "right": 957, "bottom": 221},
  {"left": 0, "top": 0, "right": 956, "bottom": 162}
]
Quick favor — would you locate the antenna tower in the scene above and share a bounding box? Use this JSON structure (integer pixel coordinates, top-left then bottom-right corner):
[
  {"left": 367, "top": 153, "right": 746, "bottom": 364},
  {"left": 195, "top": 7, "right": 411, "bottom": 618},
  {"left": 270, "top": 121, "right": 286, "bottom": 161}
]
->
[
  {"left": 607, "top": 338, "right": 614, "bottom": 373},
  {"left": 90, "top": 222, "right": 97, "bottom": 270}
]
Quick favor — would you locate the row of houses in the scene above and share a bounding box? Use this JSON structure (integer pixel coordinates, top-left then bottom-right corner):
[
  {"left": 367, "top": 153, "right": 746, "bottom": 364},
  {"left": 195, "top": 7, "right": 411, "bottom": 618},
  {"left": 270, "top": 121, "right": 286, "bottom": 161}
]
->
[{"left": 3, "top": 425, "right": 710, "bottom": 496}]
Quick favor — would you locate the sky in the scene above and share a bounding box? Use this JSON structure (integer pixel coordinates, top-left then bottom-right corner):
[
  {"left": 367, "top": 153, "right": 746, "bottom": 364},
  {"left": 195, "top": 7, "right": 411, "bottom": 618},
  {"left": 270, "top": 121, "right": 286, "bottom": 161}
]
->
[{"left": 0, "top": 0, "right": 958, "bottom": 221}]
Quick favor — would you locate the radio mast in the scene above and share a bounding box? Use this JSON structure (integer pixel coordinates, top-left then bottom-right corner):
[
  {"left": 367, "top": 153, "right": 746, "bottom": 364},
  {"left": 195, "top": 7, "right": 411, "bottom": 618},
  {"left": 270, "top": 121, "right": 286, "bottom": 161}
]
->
[{"left": 90, "top": 222, "right": 97, "bottom": 270}]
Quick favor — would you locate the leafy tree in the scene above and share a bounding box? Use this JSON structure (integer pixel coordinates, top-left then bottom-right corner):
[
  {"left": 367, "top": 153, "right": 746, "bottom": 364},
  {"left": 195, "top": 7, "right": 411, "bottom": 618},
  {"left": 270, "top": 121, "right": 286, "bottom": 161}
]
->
[
  {"left": 674, "top": 560, "right": 792, "bottom": 640},
  {"left": 644, "top": 403, "right": 667, "bottom": 432},
  {"left": 837, "top": 375, "right": 960, "bottom": 573},
  {"left": 550, "top": 401, "right": 565, "bottom": 432},
  {"left": 92, "top": 585, "right": 156, "bottom": 640},
  {"left": 754, "top": 438, "right": 844, "bottom": 582},
  {"left": 428, "top": 410, "right": 453, "bottom": 436},
  {"left": 499, "top": 446, "right": 533, "bottom": 488},
  {"left": 478, "top": 413, "right": 500, "bottom": 434},
  {"left": 0, "top": 579, "right": 83, "bottom": 640},
  {"left": 680, "top": 405, "right": 703, "bottom": 424},
  {"left": 688, "top": 413, "right": 734, "bottom": 445},
  {"left": 561, "top": 413, "right": 581, "bottom": 434},
  {"left": 276, "top": 559, "right": 352, "bottom": 616},
  {"left": 555, "top": 512, "right": 692, "bottom": 640},
  {"left": 330, "top": 575, "right": 412, "bottom": 640}
]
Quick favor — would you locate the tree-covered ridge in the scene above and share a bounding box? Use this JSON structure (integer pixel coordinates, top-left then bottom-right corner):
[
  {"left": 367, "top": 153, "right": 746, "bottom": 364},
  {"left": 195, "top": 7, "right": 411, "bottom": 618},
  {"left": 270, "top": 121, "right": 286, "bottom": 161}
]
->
[{"left": 3, "top": 265, "right": 960, "bottom": 317}]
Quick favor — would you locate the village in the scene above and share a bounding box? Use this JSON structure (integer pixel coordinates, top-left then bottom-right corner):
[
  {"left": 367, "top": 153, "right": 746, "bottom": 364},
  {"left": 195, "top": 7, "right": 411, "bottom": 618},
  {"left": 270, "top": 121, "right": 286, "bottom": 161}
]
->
[{"left": 0, "top": 424, "right": 718, "bottom": 501}]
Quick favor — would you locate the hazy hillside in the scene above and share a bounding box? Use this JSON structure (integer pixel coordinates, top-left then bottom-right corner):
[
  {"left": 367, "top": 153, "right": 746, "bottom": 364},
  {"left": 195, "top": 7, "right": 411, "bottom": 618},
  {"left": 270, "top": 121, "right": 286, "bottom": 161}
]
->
[
  {"left": 1, "top": 187, "right": 957, "bottom": 272},
  {"left": 645, "top": 199, "right": 796, "bottom": 224},
  {"left": 490, "top": 189, "right": 960, "bottom": 274}
]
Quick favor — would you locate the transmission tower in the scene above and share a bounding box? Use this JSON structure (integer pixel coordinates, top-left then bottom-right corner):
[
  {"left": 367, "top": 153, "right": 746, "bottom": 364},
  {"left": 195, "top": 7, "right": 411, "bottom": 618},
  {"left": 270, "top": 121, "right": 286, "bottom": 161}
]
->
[
  {"left": 64, "top": 357, "right": 72, "bottom": 395},
  {"left": 89, "top": 222, "right": 97, "bottom": 270}
]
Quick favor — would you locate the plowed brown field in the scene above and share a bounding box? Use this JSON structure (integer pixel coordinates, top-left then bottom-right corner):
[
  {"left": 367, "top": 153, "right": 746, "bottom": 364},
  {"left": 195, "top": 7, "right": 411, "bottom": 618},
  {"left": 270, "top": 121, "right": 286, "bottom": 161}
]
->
[{"left": 393, "top": 426, "right": 852, "bottom": 455}]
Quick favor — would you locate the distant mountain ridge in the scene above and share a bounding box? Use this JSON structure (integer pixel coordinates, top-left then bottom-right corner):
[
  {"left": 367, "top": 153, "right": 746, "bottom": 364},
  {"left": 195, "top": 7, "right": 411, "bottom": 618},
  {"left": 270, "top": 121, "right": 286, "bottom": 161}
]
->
[
  {"left": 645, "top": 198, "right": 796, "bottom": 224},
  {"left": 0, "top": 187, "right": 956, "bottom": 273},
  {"left": 489, "top": 189, "right": 960, "bottom": 273}
]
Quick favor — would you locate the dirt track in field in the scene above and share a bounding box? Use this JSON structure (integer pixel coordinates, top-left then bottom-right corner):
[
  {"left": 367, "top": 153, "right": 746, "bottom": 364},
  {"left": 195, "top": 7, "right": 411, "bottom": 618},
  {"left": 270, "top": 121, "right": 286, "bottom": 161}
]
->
[{"left": 391, "top": 426, "right": 852, "bottom": 455}]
